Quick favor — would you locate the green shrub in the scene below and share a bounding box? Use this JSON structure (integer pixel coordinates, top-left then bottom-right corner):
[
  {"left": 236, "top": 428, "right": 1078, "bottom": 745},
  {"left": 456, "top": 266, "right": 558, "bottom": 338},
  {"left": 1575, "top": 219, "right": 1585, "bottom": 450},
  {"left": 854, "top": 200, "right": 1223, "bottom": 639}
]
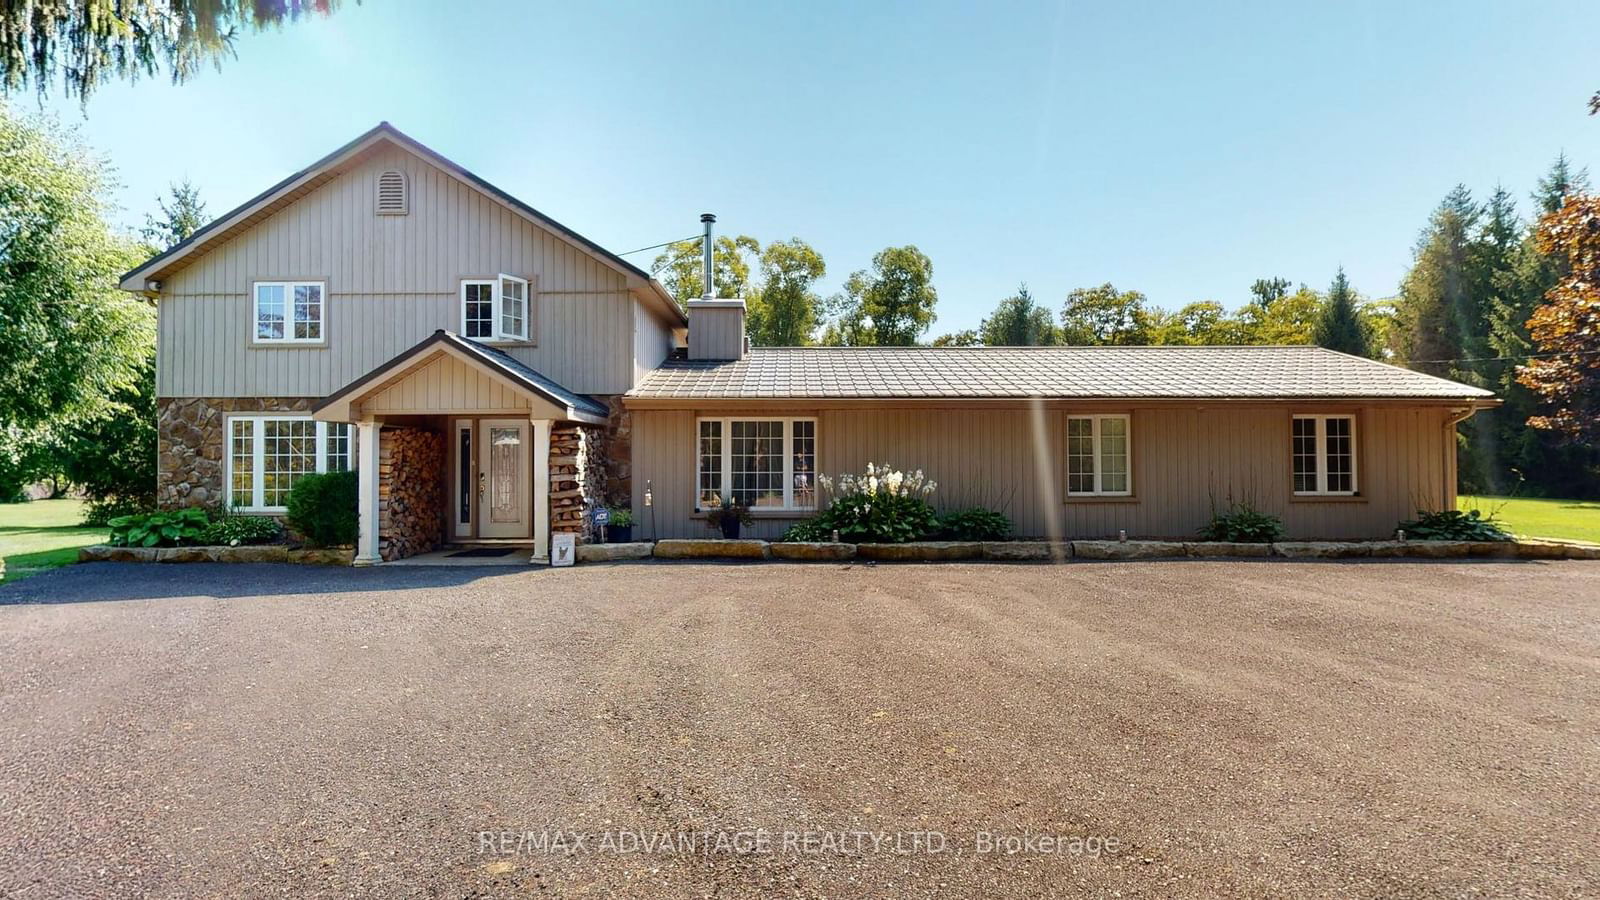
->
[
  {"left": 108, "top": 508, "right": 210, "bottom": 547},
  {"left": 780, "top": 518, "right": 833, "bottom": 542},
  {"left": 606, "top": 506, "right": 634, "bottom": 528},
  {"left": 934, "top": 507, "right": 1013, "bottom": 541},
  {"left": 777, "top": 463, "right": 943, "bottom": 544},
  {"left": 1198, "top": 501, "right": 1285, "bottom": 543},
  {"left": 197, "top": 515, "right": 282, "bottom": 546},
  {"left": 83, "top": 496, "right": 152, "bottom": 526},
  {"left": 1398, "top": 508, "right": 1512, "bottom": 542},
  {"left": 285, "top": 471, "right": 358, "bottom": 547}
]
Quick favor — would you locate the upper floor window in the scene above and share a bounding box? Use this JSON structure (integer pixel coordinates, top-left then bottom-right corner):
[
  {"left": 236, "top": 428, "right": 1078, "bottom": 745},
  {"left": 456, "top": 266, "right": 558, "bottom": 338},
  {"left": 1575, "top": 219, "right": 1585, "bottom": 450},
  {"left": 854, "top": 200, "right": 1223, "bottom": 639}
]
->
[
  {"left": 1292, "top": 414, "right": 1357, "bottom": 495},
  {"left": 1066, "top": 414, "right": 1131, "bottom": 496},
  {"left": 460, "top": 275, "right": 529, "bottom": 342},
  {"left": 254, "top": 281, "right": 324, "bottom": 343}
]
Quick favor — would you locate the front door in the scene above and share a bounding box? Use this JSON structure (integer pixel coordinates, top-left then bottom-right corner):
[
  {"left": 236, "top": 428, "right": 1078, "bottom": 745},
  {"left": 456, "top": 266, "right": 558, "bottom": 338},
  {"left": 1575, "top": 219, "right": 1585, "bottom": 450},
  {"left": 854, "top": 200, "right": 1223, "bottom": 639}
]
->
[{"left": 478, "top": 418, "right": 531, "bottom": 539}]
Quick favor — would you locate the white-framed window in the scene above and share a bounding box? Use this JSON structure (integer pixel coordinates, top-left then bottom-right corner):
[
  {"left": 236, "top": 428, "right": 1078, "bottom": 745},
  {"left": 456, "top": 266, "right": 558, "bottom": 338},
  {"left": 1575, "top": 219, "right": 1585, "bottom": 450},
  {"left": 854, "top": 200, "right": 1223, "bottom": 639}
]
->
[
  {"left": 460, "top": 275, "right": 528, "bottom": 341},
  {"left": 1292, "top": 414, "right": 1357, "bottom": 495},
  {"left": 695, "top": 417, "right": 818, "bottom": 512},
  {"left": 226, "top": 416, "right": 353, "bottom": 512},
  {"left": 254, "top": 281, "right": 324, "bottom": 343},
  {"left": 1065, "top": 414, "right": 1131, "bottom": 496}
]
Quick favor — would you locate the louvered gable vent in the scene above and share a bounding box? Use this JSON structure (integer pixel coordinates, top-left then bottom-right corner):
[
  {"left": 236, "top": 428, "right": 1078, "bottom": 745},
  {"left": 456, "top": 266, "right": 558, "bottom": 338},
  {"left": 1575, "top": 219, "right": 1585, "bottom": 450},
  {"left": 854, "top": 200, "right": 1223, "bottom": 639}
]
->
[{"left": 376, "top": 169, "right": 408, "bottom": 214}]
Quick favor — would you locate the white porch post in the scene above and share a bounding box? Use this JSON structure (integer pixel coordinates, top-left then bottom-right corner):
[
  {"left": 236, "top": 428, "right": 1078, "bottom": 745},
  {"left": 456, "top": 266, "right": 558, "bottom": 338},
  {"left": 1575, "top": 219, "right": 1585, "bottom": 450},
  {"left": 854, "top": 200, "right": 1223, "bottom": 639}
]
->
[
  {"left": 532, "top": 418, "right": 551, "bottom": 563},
  {"left": 354, "top": 419, "right": 382, "bottom": 566}
]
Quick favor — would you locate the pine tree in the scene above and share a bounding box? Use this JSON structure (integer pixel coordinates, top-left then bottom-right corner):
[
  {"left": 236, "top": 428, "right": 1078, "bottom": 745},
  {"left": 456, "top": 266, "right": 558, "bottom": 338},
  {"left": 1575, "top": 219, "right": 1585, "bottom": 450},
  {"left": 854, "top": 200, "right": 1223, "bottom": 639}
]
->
[
  {"left": 1395, "top": 185, "right": 1481, "bottom": 377},
  {"left": 1313, "top": 268, "right": 1368, "bottom": 356}
]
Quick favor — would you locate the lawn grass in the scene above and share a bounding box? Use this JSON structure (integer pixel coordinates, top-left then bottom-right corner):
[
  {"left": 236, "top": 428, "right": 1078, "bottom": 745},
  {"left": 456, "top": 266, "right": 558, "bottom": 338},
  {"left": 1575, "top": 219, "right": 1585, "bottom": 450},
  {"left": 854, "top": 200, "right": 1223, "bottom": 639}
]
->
[
  {"left": 0, "top": 498, "right": 108, "bottom": 583},
  {"left": 1459, "top": 495, "right": 1600, "bottom": 544}
]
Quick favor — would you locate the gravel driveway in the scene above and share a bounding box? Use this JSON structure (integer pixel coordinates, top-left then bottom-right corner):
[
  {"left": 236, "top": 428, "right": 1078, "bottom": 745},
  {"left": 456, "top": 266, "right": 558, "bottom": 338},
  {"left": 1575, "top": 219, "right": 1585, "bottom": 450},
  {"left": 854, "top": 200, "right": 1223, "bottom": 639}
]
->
[{"left": 2, "top": 559, "right": 1597, "bottom": 898}]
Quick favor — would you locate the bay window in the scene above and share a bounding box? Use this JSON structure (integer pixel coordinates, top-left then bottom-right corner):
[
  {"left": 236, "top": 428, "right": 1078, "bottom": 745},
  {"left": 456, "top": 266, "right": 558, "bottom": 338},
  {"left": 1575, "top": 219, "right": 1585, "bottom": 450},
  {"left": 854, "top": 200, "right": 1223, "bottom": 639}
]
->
[
  {"left": 1066, "top": 414, "right": 1131, "bottom": 496},
  {"left": 696, "top": 417, "right": 817, "bottom": 512},
  {"left": 1292, "top": 414, "right": 1357, "bottom": 495},
  {"left": 461, "top": 275, "right": 529, "bottom": 342},
  {"left": 227, "top": 416, "right": 353, "bottom": 512}
]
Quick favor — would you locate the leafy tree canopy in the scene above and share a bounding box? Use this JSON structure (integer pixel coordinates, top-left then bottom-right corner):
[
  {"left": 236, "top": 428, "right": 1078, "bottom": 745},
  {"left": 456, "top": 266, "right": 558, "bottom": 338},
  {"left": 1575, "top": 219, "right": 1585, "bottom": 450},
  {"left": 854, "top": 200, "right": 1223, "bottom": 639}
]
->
[
  {"left": 747, "top": 238, "right": 824, "bottom": 346},
  {"left": 978, "top": 284, "right": 1056, "bottom": 346},
  {"left": 1, "top": 0, "right": 346, "bottom": 101},
  {"left": 1519, "top": 193, "right": 1600, "bottom": 446},
  {"left": 651, "top": 234, "right": 759, "bottom": 308},
  {"left": 1059, "top": 283, "right": 1152, "bottom": 345},
  {"left": 0, "top": 105, "right": 151, "bottom": 430},
  {"left": 825, "top": 245, "right": 937, "bottom": 346}
]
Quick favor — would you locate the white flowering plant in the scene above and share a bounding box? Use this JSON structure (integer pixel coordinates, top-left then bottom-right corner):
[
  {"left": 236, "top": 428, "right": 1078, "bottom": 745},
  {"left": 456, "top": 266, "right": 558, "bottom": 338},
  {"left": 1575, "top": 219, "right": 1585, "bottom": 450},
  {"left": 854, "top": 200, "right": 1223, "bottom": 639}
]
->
[{"left": 783, "top": 463, "right": 940, "bottom": 543}]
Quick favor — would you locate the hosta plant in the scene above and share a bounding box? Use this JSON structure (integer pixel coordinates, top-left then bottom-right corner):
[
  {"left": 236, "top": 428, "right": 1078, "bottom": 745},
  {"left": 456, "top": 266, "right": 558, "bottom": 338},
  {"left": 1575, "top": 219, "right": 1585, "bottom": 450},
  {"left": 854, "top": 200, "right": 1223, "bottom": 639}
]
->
[
  {"left": 108, "top": 508, "right": 211, "bottom": 548},
  {"left": 782, "top": 463, "right": 940, "bottom": 544},
  {"left": 1398, "top": 508, "right": 1512, "bottom": 542}
]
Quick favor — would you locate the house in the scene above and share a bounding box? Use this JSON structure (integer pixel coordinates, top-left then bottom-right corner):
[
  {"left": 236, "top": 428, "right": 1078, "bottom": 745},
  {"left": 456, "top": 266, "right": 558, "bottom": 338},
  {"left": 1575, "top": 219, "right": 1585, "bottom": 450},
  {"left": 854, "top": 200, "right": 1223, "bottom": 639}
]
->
[{"left": 122, "top": 123, "right": 1497, "bottom": 563}]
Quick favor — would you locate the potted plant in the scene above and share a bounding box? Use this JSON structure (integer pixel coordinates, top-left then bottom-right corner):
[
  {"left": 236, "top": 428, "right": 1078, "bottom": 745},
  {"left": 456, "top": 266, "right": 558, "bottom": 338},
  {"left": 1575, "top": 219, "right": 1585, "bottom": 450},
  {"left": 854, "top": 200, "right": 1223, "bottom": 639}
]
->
[
  {"left": 606, "top": 506, "right": 634, "bottom": 543},
  {"left": 704, "top": 496, "right": 754, "bottom": 539}
]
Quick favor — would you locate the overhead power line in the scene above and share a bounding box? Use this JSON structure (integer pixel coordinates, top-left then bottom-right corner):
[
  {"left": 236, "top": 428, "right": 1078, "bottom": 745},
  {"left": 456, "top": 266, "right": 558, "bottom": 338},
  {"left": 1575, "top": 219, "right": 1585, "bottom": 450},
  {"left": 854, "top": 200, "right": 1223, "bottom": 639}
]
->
[{"left": 616, "top": 234, "right": 702, "bottom": 257}]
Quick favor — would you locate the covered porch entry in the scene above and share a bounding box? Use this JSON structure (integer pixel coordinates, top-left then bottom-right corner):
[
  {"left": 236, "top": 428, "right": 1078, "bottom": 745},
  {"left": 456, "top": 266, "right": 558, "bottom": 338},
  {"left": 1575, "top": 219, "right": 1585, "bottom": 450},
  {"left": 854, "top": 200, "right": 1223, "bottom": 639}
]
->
[{"left": 313, "top": 330, "right": 609, "bottom": 564}]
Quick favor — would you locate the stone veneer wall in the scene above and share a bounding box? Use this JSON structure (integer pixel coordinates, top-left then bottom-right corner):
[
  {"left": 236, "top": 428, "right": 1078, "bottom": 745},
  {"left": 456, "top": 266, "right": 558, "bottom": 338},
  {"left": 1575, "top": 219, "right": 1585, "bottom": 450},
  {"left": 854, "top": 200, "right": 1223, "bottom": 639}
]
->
[{"left": 156, "top": 397, "right": 314, "bottom": 509}]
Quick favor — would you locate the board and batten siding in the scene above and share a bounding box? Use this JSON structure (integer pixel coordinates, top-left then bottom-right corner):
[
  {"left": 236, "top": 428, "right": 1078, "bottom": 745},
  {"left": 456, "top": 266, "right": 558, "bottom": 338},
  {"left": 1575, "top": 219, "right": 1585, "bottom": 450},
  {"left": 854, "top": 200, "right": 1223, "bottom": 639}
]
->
[
  {"left": 157, "top": 144, "right": 639, "bottom": 399},
  {"left": 628, "top": 403, "right": 1457, "bottom": 541},
  {"left": 357, "top": 352, "right": 565, "bottom": 419}
]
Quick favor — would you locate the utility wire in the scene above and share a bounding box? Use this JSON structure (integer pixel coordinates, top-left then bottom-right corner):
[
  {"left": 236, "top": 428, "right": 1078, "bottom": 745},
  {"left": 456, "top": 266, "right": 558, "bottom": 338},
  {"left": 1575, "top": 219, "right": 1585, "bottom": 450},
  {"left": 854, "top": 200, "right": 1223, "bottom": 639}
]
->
[
  {"left": 1407, "top": 349, "right": 1600, "bottom": 364},
  {"left": 616, "top": 234, "right": 702, "bottom": 256}
]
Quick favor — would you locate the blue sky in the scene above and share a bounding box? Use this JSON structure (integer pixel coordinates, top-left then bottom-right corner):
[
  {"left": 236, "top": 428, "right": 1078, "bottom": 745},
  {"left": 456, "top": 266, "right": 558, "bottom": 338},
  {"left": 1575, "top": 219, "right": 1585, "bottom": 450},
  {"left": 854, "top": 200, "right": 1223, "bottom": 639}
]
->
[{"left": 37, "top": 0, "right": 1600, "bottom": 333}]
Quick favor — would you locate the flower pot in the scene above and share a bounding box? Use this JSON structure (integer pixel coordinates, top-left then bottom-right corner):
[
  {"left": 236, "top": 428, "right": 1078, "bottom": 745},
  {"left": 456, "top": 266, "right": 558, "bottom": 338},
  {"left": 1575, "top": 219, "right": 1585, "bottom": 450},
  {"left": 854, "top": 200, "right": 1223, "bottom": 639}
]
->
[
  {"left": 608, "top": 525, "right": 632, "bottom": 543},
  {"left": 719, "top": 518, "right": 741, "bottom": 539}
]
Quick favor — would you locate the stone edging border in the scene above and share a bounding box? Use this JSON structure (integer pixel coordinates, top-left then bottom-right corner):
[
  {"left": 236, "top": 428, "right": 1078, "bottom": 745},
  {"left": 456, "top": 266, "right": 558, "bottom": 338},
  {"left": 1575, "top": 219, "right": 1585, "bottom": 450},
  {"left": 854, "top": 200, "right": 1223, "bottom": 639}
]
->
[
  {"left": 78, "top": 545, "right": 354, "bottom": 565},
  {"left": 578, "top": 538, "right": 1600, "bottom": 564}
]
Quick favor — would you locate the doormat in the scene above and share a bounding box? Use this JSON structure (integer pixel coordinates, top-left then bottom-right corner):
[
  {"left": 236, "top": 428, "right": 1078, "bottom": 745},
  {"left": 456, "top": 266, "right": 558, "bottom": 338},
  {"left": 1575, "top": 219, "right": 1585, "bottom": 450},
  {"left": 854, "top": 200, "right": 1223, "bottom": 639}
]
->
[{"left": 446, "top": 548, "right": 517, "bottom": 558}]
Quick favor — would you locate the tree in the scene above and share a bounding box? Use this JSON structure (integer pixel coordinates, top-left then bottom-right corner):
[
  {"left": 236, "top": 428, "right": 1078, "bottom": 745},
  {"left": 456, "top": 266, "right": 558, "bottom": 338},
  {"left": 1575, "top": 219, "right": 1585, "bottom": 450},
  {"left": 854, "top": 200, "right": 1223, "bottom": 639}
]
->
[
  {"left": 1314, "top": 268, "right": 1370, "bottom": 356},
  {"left": 60, "top": 355, "right": 157, "bottom": 508},
  {"left": 1058, "top": 283, "right": 1152, "bottom": 345},
  {"left": 0, "top": 106, "right": 152, "bottom": 432},
  {"left": 977, "top": 284, "right": 1056, "bottom": 346},
  {"left": 1147, "top": 301, "right": 1255, "bottom": 345},
  {"left": 1394, "top": 185, "right": 1480, "bottom": 376},
  {"left": 931, "top": 330, "right": 980, "bottom": 346},
  {"left": 746, "top": 238, "right": 824, "bottom": 346},
  {"left": 2, "top": 1, "right": 346, "bottom": 101},
  {"left": 1518, "top": 193, "right": 1600, "bottom": 447},
  {"left": 651, "top": 234, "right": 760, "bottom": 308},
  {"left": 826, "top": 245, "right": 938, "bottom": 346},
  {"left": 140, "top": 179, "right": 208, "bottom": 250},
  {"left": 1249, "top": 277, "right": 1291, "bottom": 308},
  {"left": 1240, "top": 284, "right": 1323, "bottom": 344}
]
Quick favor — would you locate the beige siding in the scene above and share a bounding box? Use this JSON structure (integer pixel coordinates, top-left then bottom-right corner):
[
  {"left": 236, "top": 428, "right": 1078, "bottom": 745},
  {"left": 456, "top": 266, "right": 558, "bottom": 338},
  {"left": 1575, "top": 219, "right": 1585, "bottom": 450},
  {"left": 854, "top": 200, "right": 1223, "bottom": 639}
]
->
[
  {"left": 633, "top": 303, "right": 675, "bottom": 384},
  {"left": 629, "top": 403, "right": 1456, "bottom": 541},
  {"left": 359, "top": 352, "right": 564, "bottom": 418},
  {"left": 157, "top": 144, "right": 636, "bottom": 398},
  {"left": 686, "top": 306, "right": 744, "bottom": 360}
]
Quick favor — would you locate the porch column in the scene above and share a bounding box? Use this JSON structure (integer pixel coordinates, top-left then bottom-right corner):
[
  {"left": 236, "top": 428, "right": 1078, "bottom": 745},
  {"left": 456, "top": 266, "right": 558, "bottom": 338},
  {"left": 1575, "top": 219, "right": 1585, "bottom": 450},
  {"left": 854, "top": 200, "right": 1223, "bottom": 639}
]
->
[
  {"left": 531, "top": 418, "right": 551, "bottom": 563},
  {"left": 354, "top": 419, "right": 382, "bottom": 566}
]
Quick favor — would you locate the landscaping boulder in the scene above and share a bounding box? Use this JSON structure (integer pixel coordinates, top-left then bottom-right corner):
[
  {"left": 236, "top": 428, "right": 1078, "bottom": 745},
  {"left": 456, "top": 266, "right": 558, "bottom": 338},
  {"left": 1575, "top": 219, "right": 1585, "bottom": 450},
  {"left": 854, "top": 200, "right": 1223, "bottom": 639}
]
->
[
  {"left": 981, "top": 541, "right": 1069, "bottom": 561},
  {"left": 770, "top": 542, "right": 857, "bottom": 561},
  {"left": 1374, "top": 541, "right": 1471, "bottom": 559},
  {"left": 1184, "top": 541, "right": 1272, "bottom": 558},
  {"left": 156, "top": 547, "right": 210, "bottom": 563},
  {"left": 653, "top": 539, "right": 770, "bottom": 560},
  {"left": 856, "top": 541, "right": 982, "bottom": 561},
  {"left": 289, "top": 548, "right": 356, "bottom": 566},
  {"left": 1511, "top": 540, "right": 1595, "bottom": 560},
  {"left": 1071, "top": 540, "right": 1186, "bottom": 560},
  {"left": 578, "top": 542, "right": 654, "bottom": 563},
  {"left": 1270, "top": 542, "right": 1372, "bottom": 559}
]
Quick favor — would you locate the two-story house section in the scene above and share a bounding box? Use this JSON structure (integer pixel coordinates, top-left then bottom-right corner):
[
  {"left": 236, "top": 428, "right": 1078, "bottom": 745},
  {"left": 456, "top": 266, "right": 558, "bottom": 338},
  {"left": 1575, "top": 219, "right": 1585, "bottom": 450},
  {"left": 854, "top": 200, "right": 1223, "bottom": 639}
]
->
[{"left": 122, "top": 123, "right": 685, "bottom": 563}]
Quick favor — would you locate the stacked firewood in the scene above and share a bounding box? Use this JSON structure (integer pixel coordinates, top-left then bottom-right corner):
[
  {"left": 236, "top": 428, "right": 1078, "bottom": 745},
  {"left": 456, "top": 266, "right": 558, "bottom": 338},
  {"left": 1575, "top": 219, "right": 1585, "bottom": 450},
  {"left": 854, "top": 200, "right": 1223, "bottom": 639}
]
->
[{"left": 378, "top": 427, "right": 444, "bottom": 561}]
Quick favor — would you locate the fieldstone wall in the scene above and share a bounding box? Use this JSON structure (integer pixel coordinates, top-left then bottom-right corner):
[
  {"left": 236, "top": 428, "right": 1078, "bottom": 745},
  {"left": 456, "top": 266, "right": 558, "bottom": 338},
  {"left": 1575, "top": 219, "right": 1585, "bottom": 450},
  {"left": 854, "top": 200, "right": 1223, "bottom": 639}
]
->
[
  {"left": 601, "top": 396, "right": 632, "bottom": 505},
  {"left": 378, "top": 427, "right": 444, "bottom": 562},
  {"left": 156, "top": 397, "right": 314, "bottom": 509}
]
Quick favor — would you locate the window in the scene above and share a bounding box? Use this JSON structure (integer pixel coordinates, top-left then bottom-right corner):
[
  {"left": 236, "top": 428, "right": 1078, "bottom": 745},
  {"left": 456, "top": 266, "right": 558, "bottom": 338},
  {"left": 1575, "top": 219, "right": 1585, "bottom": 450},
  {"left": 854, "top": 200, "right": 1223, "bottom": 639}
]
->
[
  {"left": 696, "top": 417, "right": 818, "bottom": 512},
  {"left": 1065, "top": 414, "right": 1131, "bottom": 496},
  {"left": 254, "top": 282, "right": 324, "bottom": 343},
  {"left": 227, "top": 417, "right": 354, "bottom": 512},
  {"left": 460, "top": 275, "right": 529, "bottom": 341},
  {"left": 1292, "top": 414, "right": 1357, "bottom": 495}
]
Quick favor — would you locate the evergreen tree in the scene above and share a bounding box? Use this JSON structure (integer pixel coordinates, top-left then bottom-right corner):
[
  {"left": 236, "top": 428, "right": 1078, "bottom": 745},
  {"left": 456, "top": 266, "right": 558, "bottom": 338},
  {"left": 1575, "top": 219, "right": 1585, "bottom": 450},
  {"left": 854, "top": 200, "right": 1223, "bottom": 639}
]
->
[
  {"left": 1313, "top": 268, "right": 1369, "bottom": 356},
  {"left": 978, "top": 284, "right": 1056, "bottom": 345},
  {"left": 140, "top": 179, "right": 208, "bottom": 250},
  {"left": 1394, "top": 185, "right": 1481, "bottom": 377}
]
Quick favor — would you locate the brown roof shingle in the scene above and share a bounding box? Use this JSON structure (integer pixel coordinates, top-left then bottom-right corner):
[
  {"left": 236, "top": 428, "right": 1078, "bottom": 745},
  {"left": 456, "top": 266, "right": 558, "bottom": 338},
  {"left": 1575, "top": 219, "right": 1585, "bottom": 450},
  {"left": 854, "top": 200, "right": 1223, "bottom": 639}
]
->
[{"left": 627, "top": 346, "right": 1495, "bottom": 401}]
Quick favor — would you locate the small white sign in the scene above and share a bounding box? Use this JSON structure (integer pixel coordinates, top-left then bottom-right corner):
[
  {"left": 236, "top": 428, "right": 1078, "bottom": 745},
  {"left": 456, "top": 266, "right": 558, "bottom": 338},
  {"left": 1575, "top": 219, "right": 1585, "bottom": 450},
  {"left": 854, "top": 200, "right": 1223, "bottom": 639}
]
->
[{"left": 551, "top": 533, "right": 576, "bottom": 567}]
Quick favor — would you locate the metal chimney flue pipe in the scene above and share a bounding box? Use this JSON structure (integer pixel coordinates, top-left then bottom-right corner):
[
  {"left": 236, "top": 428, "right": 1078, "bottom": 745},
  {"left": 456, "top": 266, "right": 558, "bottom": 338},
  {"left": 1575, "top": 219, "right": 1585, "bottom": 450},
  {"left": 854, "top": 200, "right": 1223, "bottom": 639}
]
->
[{"left": 700, "top": 213, "right": 716, "bottom": 299}]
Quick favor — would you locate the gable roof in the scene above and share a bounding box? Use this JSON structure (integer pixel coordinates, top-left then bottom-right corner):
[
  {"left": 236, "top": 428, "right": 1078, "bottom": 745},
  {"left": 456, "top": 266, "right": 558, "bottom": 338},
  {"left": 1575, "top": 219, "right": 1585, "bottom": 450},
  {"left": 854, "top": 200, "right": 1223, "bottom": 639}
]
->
[
  {"left": 119, "top": 122, "right": 685, "bottom": 326},
  {"left": 313, "top": 330, "right": 610, "bottom": 422},
  {"left": 627, "top": 345, "right": 1497, "bottom": 403}
]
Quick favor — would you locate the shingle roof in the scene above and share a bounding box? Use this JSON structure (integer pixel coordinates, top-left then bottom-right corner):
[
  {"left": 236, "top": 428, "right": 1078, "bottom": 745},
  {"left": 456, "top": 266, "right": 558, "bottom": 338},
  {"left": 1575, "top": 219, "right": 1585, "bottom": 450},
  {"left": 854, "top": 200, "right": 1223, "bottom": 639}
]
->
[
  {"left": 627, "top": 346, "right": 1495, "bottom": 401},
  {"left": 457, "top": 337, "right": 612, "bottom": 418}
]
